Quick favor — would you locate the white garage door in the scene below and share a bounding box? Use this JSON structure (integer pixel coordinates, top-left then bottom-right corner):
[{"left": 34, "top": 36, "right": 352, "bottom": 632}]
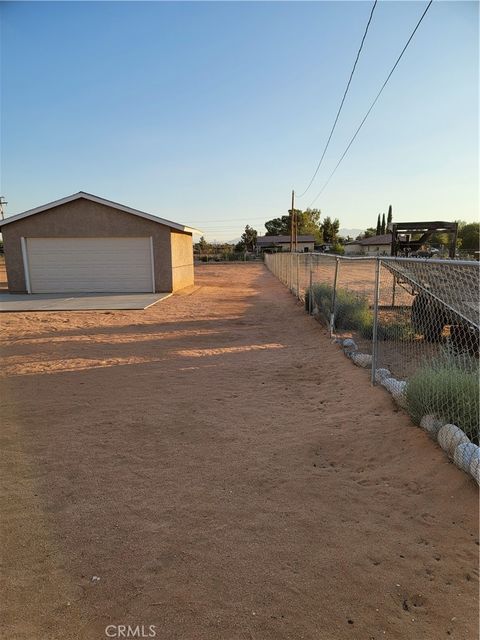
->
[{"left": 25, "top": 237, "right": 154, "bottom": 293}]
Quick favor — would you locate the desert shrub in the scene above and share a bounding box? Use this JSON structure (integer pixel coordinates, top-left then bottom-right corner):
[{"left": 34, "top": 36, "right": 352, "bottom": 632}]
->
[
  {"left": 305, "top": 283, "right": 334, "bottom": 317},
  {"left": 363, "top": 319, "right": 415, "bottom": 341},
  {"left": 334, "top": 289, "right": 371, "bottom": 331},
  {"left": 224, "top": 252, "right": 254, "bottom": 261},
  {"left": 306, "top": 284, "right": 413, "bottom": 341},
  {"left": 331, "top": 243, "right": 345, "bottom": 255},
  {"left": 305, "top": 284, "right": 371, "bottom": 332},
  {"left": 406, "top": 354, "right": 479, "bottom": 442}
]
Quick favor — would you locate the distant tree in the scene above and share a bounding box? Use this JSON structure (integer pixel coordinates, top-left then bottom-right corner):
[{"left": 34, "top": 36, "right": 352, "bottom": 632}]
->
[
  {"left": 361, "top": 227, "right": 377, "bottom": 239},
  {"left": 265, "top": 215, "right": 291, "bottom": 236},
  {"left": 387, "top": 205, "right": 393, "bottom": 228},
  {"left": 264, "top": 208, "right": 323, "bottom": 242},
  {"left": 381, "top": 213, "right": 386, "bottom": 235},
  {"left": 235, "top": 240, "right": 245, "bottom": 252},
  {"left": 429, "top": 232, "right": 450, "bottom": 248},
  {"left": 241, "top": 225, "right": 257, "bottom": 251},
  {"left": 321, "top": 216, "right": 340, "bottom": 243},
  {"left": 458, "top": 222, "right": 480, "bottom": 254},
  {"left": 331, "top": 241, "right": 345, "bottom": 255},
  {"left": 195, "top": 236, "right": 211, "bottom": 254},
  {"left": 376, "top": 214, "right": 381, "bottom": 236},
  {"left": 298, "top": 208, "right": 323, "bottom": 242}
]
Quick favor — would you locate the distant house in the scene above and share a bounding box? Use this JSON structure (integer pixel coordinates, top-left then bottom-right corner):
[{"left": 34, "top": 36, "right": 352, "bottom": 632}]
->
[
  {"left": 256, "top": 234, "right": 315, "bottom": 253},
  {"left": 344, "top": 233, "right": 392, "bottom": 256}
]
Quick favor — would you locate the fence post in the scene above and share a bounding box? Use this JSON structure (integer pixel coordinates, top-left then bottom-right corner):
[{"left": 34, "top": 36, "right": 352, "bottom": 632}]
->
[
  {"left": 371, "top": 258, "right": 381, "bottom": 385},
  {"left": 296, "top": 253, "right": 300, "bottom": 299},
  {"left": 308, "top": 254, "right": 313, "bottom": 314},
  {"left": 330, "top": 257, "right": 340, "bottom": 337},
  {"left": 289, "top": 252, "right": 292, "bottom": 292}
]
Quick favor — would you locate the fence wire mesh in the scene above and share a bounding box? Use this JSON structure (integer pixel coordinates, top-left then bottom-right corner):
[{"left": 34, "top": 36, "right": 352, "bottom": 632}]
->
[
  {"left": 375, "top": 258, "right": 479, "bottom": 445},
  {"left": 264, "top": 253, "right": 480, "bottom": 465}
]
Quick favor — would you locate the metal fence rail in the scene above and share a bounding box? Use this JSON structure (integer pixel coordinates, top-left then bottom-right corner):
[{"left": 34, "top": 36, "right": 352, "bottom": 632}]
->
[{"left": 264, "top": 252, "right": 480, "bottom": 446}]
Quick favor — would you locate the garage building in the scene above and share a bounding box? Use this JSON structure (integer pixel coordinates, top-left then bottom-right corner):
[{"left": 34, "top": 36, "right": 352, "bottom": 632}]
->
[{"left": 0, "top": 192, "right": 198, "bottom": 294}]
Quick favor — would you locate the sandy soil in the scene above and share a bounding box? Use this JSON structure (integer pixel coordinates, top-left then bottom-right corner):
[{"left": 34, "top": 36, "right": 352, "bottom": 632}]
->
[{"left": 1, "top": 263, "right": 478, "bottom": 640}]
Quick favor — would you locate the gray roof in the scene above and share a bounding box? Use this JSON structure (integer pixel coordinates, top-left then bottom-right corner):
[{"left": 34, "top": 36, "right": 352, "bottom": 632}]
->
[
  {"left": 257, "top": 234, "right": 315, "bottom": 245},
  {"left": 347, "top": 234, "right": 392, "bottom": 246}
]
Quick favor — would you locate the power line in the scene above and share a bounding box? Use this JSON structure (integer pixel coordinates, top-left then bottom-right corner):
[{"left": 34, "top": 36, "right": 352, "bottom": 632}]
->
[
  {"left": 189, "top": 217, "right": 269, "bottom": 223},
  {"left": 189, "top": 224, "right": 266, "bottom": 230},
  {"left": 297, "top": 0, "right": 378, "bottom": 199},
  {"left": 309, "top": 0, "right": 434, "bottom": 207}
]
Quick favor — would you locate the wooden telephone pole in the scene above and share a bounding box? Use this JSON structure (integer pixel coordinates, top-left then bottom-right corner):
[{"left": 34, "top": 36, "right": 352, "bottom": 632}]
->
[
  {"left": 290, "top": 190, "right": 297, "bottom": 252},
  {"left": 0, "top": 196, "right": 7, "bottom": 221}
]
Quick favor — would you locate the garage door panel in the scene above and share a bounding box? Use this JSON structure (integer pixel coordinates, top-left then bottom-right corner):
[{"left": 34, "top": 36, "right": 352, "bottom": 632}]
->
[{"left": 26, "top": 238, "right": 154, "bottom": 293}]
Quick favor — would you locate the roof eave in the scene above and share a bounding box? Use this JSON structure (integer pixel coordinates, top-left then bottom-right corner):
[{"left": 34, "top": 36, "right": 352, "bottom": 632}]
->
[{"left": 0, "top": 191, "right": 201, "bottom": 234}]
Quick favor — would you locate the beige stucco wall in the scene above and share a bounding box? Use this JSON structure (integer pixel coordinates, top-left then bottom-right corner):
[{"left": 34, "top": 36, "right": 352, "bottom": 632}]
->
[
  {"left": 277, "top": 241, "right": 314, "bottom": 252},
  {"left": 170, "top": 230, "right": 194, "bottom": 290},
  {"left": 364, "top": 244, "right": 391, "bottom": 255},
  {"left": 344, "top": 243, "right": 391, "bottom": 256},
  {"left": 1, "top": 198, "right": 182, "bottom": 293},
  {"left": 344, "top": 243, "right": 362, "bottom": 255}
]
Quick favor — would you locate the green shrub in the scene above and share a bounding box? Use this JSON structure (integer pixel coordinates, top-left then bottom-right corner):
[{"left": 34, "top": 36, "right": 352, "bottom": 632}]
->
[
  {"left": 365, "top": 320, "right": 415, "bottom": 342},
  {"left": 331, "top": 242, "right": 345, "bottom": 255},
  {"left": 305, "top": 283, "right": 334, "bottom": 316},
  {"left": 305, "top": 283, "right": 414, "bottom": 341},
  {"left": 305, "top": 283, "right": 371, "bottom": 333},
  {"left": 380, "top": 321, "right": 415, "bottom": 342},
  {"left": 406, "top": 354, "right": 479, "bottom": 442},
  {"left": 334, "top": 289, "right": 371, "bottom": 331}
]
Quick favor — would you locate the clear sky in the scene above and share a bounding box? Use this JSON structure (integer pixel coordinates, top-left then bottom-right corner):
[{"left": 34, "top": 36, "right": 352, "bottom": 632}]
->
[{"left": 1, "top": 1, "right": 478, "bottom": 241}]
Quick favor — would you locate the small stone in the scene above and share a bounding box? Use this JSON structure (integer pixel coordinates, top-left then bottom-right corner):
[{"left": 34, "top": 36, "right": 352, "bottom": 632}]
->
[
  {"left": 381, "top": 378, "right": 407, "bottom": 408},
  {"left": 469, "top": 448, "right": 480, "bottom": 485},
  {"left": 351, "top": 352, "right": 372, "bottom": 368},
  {"left": 453, "top": 443, "right": 479, "bottom": 473},
  {"left": 375, "top": 368, "right": 391, "bottom": 383},
  {"left": 342, "top": 338, "right": 358, "bottom": 353},
  {"left": 437, "top": 424, "right": 469, "bottom": 457},
  {"left": 419, "top": 414, "right": 444, "bottom": 436}
]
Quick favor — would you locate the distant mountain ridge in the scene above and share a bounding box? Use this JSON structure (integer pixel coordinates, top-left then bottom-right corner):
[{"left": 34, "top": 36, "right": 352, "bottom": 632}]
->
[{"left": 339, "top": 228, "right": 363, "bottom": 239}]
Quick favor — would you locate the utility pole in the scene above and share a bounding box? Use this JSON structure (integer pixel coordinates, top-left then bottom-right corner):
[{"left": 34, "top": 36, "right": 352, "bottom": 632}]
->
[
  {"left": 290, "top": 190, "right": 295, "bottom": 252},
  {"left": 0, "top": 197, "right": 7, "bottom": 220},
  {"left": 294, "top": 195, "right": 298, "bottom": 252}
]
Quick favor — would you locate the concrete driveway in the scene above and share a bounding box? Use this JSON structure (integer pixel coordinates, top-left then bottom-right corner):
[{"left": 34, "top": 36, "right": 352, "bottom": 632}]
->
[{"left": 0, "top": 292, "right": 171, "bottom": 312}]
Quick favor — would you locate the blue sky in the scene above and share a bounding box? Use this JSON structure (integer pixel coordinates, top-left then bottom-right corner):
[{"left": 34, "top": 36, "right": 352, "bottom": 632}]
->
[{"left": 1, "top": 1, "right": 478, "bottom": 241}]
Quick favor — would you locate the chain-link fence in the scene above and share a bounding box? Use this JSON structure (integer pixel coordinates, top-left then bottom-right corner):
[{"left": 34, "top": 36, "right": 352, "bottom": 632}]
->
[{"left": 264, "top": 252, "right": 480, "bottom": 478}]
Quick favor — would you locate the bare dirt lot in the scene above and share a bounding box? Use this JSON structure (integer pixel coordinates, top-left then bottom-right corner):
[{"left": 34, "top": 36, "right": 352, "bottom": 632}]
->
[{"left": 1, "top": 263, "right": 478, "bottom": 640}]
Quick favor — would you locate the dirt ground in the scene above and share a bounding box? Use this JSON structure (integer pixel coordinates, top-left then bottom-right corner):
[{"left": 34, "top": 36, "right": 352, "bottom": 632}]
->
[{"left": 1, "top": 263, "right": 478, "bottom": 640}]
